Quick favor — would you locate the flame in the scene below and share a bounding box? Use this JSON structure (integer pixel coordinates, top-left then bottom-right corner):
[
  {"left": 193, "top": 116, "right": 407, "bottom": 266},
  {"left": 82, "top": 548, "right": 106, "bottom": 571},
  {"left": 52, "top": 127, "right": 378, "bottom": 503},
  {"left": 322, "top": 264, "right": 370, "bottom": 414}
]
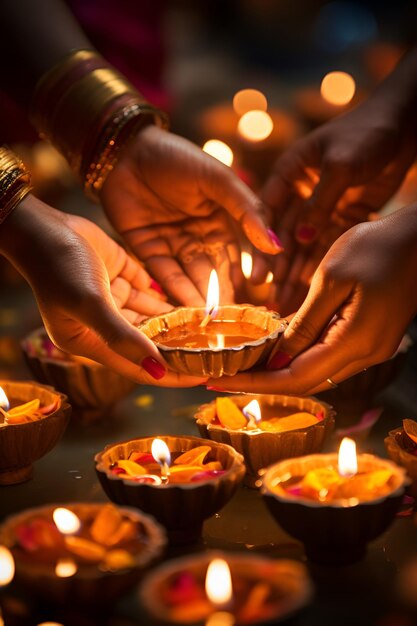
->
[
  {"left": 0, "top": 546, "right": 15, "bottom": 586},
  {"left": 205, "top": 558, "right": 233, "bottom": 607},
  {"left": 320, "top": 71, "right": 356, "bottom": 106},
  {"left": 151, "top": 438, "right": 171, "bottom": 467},
  {"left": 238, "top": 110, "right": 273, "bottom": 142},
  {"left": 202, "top": 140, "right": 234, "bottom": 167},
  {"left": 55, "top": 558, "right": 77, "bottom": 578},
  {"left": 233, "top": 89, "right": 267, "bottom": 116},
  {"left": 265, "top": 271, "right": 273, "bottom": 284},
  {"left": 0, "top": 387, "right": 9, "bottom": 411},
  {"left": 52, "top": 508, "right": 81, "bottom": 535},
  {"left": 206, "top": 270, "right": 220, "bottom": 318},
  {"left": 242, "top": 399, "right": 262, "bottom": 424},
  {"left": 338, "top": 437, "right": 358, "bottom": 477},
  {"left": 241, "top": 251, "right": 253, "bottom": 280},
  {"left": 36, "top": 623, "right": 64, "bottom": 626}
]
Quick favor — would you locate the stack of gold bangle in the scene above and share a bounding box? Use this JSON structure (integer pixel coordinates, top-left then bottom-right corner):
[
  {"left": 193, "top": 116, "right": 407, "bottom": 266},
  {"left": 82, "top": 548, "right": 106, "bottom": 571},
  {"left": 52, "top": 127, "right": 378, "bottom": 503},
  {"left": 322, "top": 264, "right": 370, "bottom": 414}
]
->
[
  {"left": 0, "top": 147, "right": 32, "bottom": 225},
  {"left": 30, "top": 49, "right": 168, "bottom": 202}
]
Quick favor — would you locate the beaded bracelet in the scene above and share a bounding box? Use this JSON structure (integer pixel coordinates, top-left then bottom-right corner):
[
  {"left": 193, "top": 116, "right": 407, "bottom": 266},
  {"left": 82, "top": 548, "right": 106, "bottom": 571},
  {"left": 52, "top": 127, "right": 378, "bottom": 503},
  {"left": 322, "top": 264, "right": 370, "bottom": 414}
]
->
[
  {"left": 0, "top": 147, "right": 32, "bottom": 225},
  {"left": 30, "top": 49, "right": 169, "bottom": 202}
]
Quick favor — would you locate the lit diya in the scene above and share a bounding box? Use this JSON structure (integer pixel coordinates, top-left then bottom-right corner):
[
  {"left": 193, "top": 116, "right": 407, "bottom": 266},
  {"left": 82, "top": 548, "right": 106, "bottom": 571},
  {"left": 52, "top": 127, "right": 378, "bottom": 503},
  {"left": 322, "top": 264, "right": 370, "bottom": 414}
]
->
[
  {"left": 0, "top": 502, "right": 166, "bottom": 607},
  {"left": 195, "top": 395, "right": 334, "bottom": 487},
  {"left": 262, "top": 437, "right": 408, "bottom": 564},
  {"left": 385, "top": 418, "right": 417, "bottom": 500},
  {"left": 139, "top": 551, "right": 312, "bottom": 625},
  {"left": 0, "top": 381, "right": 70, "bottom": 485},
  {"left": 138, "top": 270, "right": 284, "bottom": 377},
  {"left": 95, "top": 435, "right": 245, "bottom": 544},
  {"left": 21, "top": 326, "right": 135, "bottom": 416}
]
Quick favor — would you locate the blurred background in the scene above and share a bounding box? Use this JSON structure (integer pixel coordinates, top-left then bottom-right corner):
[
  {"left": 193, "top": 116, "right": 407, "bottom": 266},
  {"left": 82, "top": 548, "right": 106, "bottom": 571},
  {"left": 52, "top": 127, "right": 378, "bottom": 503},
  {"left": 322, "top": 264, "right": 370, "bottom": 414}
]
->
[{"left": 1, "top": 0, "right": 417, "bottom": 379}]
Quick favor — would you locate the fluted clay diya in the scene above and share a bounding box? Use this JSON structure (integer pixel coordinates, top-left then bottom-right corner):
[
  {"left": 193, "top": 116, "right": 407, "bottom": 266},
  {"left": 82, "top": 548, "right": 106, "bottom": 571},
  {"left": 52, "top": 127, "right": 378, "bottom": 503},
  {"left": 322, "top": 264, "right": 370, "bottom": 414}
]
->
[
  {"left": 95, "top": 435, "right": 245, "bottom": 544},
  {"left": 0, "top": 502, "right": 166, "bottom": 607},
  {"left": 139, "top": 551, "right": 312, "bottom": 625},
  {"left": 262, "top": 438, "right": 408, "bottom": 564},
  {"left": 0, "top": 381, "right": 70, "bottom": 485},
  {"left": 385, "top": 418, "right": 417, "bottom": 499},
  {"left": 21, "top": 327, "right": 135, "bottom": 414},
  {"left": 195, "top": 395, "right": 334, "bottom": 487},
  {"left": 138, "top": 271, "right": 284, "bottom": 377}
]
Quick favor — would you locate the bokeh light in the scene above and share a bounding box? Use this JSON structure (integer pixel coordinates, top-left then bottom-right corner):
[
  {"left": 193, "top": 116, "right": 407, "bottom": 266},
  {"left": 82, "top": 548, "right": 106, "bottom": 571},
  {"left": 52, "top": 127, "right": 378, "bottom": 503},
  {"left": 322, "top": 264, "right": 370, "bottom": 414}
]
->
[
  {"left": 202, "top": 139, "right": 234, "bottom": 166},
  {"left": 320, "top": 71, "right": 356, "bottom": 106},
  {"left": 233, "top": 89, "right": 268, "bottom": 116},
  {"left": 238, "top": 110, "right": 273, "bottom": 142}
]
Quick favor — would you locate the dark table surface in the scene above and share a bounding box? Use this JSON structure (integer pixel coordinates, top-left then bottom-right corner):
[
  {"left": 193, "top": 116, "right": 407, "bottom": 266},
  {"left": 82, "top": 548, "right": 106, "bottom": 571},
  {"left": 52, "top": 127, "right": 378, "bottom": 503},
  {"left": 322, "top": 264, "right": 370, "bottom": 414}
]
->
[{"left": 1, "top": 279, "right": 417, "bottom": 626}]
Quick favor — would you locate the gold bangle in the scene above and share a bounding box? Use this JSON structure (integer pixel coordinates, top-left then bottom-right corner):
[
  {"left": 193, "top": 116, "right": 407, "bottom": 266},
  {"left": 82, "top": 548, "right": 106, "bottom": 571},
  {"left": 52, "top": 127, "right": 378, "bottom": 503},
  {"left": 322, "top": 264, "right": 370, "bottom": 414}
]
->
[
  {"left": 30, "top": 49, "right": 169, "bottom": 200},
  {"left": 0, "top": 147, "right": 32, "bottom": 225}
]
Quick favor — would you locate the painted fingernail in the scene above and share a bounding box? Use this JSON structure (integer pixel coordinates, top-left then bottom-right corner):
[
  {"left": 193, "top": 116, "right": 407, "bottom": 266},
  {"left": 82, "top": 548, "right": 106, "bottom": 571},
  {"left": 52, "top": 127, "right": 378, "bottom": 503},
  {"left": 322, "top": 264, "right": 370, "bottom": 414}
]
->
[
  {"left": 206, "top": 386, "right": 223, "bottom": 391},
  {"left": 296, "top": 224, "right": 317, "bottom": 243},
  {"left": 267, "top": 229, "right": 284, "bottom": 251},
  {"left": 141, "top": 356, "right": 166, "bottom": 380},
  {"left": 150, "top": 279, "right": 164, "bottom": 295},
  {"left": 267, "top": 352, "right": 292, "bottom": 371}
]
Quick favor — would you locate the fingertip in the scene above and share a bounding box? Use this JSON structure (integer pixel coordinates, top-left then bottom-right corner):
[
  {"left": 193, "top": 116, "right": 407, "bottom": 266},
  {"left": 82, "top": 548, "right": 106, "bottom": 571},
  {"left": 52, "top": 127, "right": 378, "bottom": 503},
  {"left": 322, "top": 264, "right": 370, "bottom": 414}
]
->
[{"left": 242, "top": 213, "right": 284, "bottom": 255}]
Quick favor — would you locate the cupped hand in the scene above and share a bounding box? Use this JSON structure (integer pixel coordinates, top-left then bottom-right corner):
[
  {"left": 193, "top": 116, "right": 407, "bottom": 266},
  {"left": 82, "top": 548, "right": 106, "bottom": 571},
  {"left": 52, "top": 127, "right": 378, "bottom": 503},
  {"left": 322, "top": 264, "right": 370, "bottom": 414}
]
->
[
  {"left": 207, "top": 203, "right": 417, "bottom": 395},
  {"left": 100, "top": 125, "right": 282, "bottom": 306},
  {"left": 0, "top": 195, "right": 205, "bottom": 387}
]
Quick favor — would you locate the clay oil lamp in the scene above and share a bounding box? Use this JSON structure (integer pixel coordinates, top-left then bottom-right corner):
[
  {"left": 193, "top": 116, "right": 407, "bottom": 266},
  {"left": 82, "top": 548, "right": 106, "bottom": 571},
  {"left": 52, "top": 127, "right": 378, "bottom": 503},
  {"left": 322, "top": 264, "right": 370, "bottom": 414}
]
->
[
  {"left": 385, "top": 418, "right": 417, "bottom": 499},
  {"left": 261, "top": 437, "right": 408, "bottom": 564},
  {"left": 95, "top": 435, "right": 245, "bottom": 545},
  {"left": 138, "top": 270, "right": 284, "bottom": 377},
  {"left": 195, "top": 394, "right": 334, "bottom": 487},
  {"left": 0, "top": 502, "right": 166, "bottom": 607},
  {"left": 139, "top": 551, "right": 312, "bottom": 625},
  {"left": 21, "top": 327, "right": 135, "bottom": 418},
  {"left": 0, "top": 381, "right": 70, "bottom": 485}
]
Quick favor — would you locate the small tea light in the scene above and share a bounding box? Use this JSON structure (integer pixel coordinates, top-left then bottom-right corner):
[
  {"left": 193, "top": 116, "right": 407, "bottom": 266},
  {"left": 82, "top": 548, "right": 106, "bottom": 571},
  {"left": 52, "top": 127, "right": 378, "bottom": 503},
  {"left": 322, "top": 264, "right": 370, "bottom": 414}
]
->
[
  {"left": 138, "top": 271, "right": 283, "bottom": 377},
  {"left": 202, "top": 140, "right": 234, "bottom": 167},
  {"left": 241, "top": 250, "right": 274, "bottom": 305},
  {"left": 139, "top": 551, "right": 312, "bottom": 624},
  {"left": 53, "top": 507, "right": 81, "bottom": 535},
  {"left": 0, "top": 546, "right": 15, "bottom": 587},
  {"left": 261, "top": 438, "right": 409, "bottom": 564}
]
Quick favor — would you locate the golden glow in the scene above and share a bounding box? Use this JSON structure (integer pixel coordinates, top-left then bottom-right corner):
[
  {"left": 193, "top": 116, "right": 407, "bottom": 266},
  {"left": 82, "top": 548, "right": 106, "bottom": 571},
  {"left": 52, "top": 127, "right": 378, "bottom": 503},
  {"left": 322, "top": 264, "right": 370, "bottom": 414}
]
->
[
  {"left": 233, "top": 88, "right": 267, "bottom": 116},
  {"left": 320, "top": 71, "right": 356, "bottom": 106},
  {"left": 265, "top": 271, "right": 274, "bottom": 284},
  {"left": 202, "top": 140, "right": 234, "bottom": 167},
  {"left": 242, "top": 399, "right": 262, "bottom": 425},
  {"left": 241, "top": 251, "right": 253, "bottom": 279},
  {"left": 151, "top": 438, "right": 171, "bottom": 467},
  {"left": 36, "top": 623, "right": 65, "bottom": 626},
  {"left": 52, "top": 508, "right": 81, "bottom": 535},
  {"left": 55, "top": 558, "right": 77, "bottom": 578},
  {"left": 205, "top": 558, "right": 233, "bottom": 606},
  {"left": 0, "top": 387, "right": 9, "bottom": 411},
  {"left": 338, "top": 437, "right": 358, "bottom": 477},
  {"left": 238, "top": 110, "right": 273, "bottom": 142},
  {"left": 205, "top": 270, "right": 220, "bottom": 318},
  {"left": 0, "top": 546, "right": 15, "bottom": 586}
]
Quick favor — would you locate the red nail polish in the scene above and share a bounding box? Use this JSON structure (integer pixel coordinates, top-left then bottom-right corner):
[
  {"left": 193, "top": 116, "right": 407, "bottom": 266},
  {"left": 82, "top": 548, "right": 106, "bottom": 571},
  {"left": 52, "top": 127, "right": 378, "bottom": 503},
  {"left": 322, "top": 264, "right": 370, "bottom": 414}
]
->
[
  {"left": 141, "top": 356, "right": 166, "bottom": 380},
  {"left": 267, "top": 229, "right": 284, "bottom": 250},
  {"left": 267, "top": 352, "right": 292, "bottom": 371},
  {"left": 296, "top": 224, "right": 317, "bottom": 243},
  {"left": 150, "top": 279, "right": 164, "bottom": 295}
]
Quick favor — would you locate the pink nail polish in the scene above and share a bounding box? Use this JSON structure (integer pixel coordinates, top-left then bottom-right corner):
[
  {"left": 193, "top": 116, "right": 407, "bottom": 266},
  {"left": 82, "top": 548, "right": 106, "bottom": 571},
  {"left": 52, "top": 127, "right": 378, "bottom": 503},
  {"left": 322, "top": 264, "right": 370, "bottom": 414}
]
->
[
  {"left": 150, "top": 279, "right": 164, "bottom": 295},
  {"left": 267, "top": 229, "right": 284, "bottom": 250},
  {"left": 267, "top": 352, "right": 292, "bottom": 371},
  {"left": 206, "top": 386, "right": 223, "bottom": 391},
  {"left": 141, "top": 356, "right": 166, "bottom": 380},
  {"left": 296, "top": 224, "right": 317, "bottom": 243}
]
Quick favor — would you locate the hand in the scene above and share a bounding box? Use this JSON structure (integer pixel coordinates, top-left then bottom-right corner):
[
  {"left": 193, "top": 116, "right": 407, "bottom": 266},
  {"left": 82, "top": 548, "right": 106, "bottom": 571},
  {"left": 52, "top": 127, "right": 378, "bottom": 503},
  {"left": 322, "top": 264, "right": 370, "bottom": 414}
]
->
[
  {"left": 207, "top": 203, "right": 417, "bottom": 394},
  {"left": 0, "top": 195, "right": 205, "bottom": 386},
  {"left": 101, "top": 125, "right": 282, "bottom": 306},
  {"left": 262, "top": 96, "right": 417, "bottom": 313}
]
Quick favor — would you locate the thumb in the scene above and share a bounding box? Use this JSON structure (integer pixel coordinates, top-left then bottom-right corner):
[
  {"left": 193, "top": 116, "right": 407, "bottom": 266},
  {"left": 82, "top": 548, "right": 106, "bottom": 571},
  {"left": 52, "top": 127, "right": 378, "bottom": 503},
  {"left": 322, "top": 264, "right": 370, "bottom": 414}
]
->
[
  {"left": 295, "top": 163, "right": 352, "bottom": 244},
  {"left": 266, "top": 270, "right": 351, "bottom": 370},
  {"left": 202, "top": 161, "right": 284, "bottom": 255}
]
